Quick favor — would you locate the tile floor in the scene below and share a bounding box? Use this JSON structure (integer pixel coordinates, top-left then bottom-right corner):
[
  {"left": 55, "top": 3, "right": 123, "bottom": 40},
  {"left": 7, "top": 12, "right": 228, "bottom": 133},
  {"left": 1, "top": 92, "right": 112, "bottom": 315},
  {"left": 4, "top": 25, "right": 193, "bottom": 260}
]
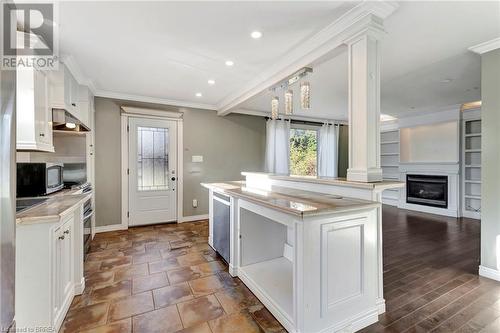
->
[{"left": 61, "top": 221, "right": 285, "bottom": 333}]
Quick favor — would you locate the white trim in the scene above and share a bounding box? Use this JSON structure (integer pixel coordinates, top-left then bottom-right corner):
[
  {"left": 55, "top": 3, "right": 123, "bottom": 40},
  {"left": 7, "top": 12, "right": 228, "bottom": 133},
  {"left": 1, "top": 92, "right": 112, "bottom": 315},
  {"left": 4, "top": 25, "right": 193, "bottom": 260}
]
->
[
  {"left": 178, "top": 214, "right": 209, "bottom": 223},
  {"left": 120, "top": 116, "right": 129, "bottom": 230},
  {"left": 216, "top": 2, "right": 398, "bottom": 115},
  {"left": 61, "top": 54, "right": 97, "bottom": 93},
  {"left": 469, "top": 38, "right": 500, "bottom": 55},
  {"left": 479, "top": 265, "right": 500, "bottom": 282},
  {"left": 95, "top": 223, "right": 128, "bottom": 234},
  {"left": 121, "top": 112, "right": 183, "bottom": 228},
  {"left": 233, "top": 107, "right": 348, "bottom": 124},
  {"left": 121, "top": 106, "right": 184, "bottom": 119},
  {"left": 96, "top": 90, "right": 217, "bottom": 111}
]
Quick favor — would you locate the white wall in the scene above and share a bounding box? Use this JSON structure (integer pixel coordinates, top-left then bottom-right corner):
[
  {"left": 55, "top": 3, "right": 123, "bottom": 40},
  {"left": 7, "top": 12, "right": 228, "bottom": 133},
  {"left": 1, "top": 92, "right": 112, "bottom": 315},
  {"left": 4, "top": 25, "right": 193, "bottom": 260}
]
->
[{"left": 400, "top": 121, "right": 459, "bottom": 163}]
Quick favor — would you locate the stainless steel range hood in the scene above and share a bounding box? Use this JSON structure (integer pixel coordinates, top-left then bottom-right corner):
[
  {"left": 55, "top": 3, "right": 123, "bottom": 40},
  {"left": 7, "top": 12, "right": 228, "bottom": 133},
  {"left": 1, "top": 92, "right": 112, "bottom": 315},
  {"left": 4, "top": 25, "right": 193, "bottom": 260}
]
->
[{"left": 52, "top": 109, "right": 90, "bottom": 132}]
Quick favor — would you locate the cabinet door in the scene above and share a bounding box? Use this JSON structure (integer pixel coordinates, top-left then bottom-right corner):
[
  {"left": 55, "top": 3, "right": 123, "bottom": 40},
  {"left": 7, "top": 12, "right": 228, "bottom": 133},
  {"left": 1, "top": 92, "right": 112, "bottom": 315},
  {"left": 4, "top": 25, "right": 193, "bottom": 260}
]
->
[
  {"left": 70, "top": 73, "right": 79, "bottom": 113},
  {"left": 63, "top": 67, "right": 72, "bottom": 110},
  {"left": 34, "top": 69, "right": 53, "bottom": 147},
  {"left": 60, "top": 218, "right": 74, "bottom": 304},
  {"left": 52, "top": 226, "right": 63, "bottom": 321}
]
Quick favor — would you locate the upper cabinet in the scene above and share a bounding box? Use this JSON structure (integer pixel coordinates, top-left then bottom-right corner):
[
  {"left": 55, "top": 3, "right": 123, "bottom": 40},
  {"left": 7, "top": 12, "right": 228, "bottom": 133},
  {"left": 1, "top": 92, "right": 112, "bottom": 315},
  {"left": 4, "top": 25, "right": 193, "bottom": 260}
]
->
[
  {"left": 78, "top": 85, "right": 94, "bottom": 130},
  {"left": 16, "top": 67, "right": 55, "bottom": 152},
  {"left": 48, "top": 65, "right": 81, "bottom": 120}
]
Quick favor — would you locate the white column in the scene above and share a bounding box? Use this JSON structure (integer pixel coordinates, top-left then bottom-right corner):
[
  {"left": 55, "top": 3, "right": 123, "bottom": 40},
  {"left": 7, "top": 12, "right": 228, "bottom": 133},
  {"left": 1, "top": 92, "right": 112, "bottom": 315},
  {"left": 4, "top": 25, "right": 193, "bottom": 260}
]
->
[{"left": 345, "top": 27, "right": 383, "bottom": 183}]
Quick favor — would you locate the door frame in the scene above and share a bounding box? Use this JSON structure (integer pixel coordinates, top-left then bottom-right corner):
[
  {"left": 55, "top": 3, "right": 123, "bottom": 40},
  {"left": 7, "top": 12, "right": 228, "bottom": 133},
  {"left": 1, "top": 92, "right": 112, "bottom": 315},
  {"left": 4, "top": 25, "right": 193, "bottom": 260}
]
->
[{"left": 120, "top": 106, "right": 184, "bottom": 229}]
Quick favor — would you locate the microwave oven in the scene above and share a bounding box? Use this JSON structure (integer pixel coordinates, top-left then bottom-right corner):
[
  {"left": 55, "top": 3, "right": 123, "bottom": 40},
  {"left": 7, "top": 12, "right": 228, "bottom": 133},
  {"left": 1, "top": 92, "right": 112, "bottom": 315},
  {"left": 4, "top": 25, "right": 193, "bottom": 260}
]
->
[{"left": 17, "top": 163, "right": 64, "bottom": 197}]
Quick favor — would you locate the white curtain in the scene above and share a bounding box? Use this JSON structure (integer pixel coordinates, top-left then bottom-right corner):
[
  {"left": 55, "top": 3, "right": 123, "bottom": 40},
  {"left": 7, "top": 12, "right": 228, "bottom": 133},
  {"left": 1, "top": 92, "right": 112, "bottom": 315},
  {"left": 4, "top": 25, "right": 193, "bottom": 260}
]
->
[
  {"left": 265, "top": 119, "right": 290, "bottom": 174},
  {"left": 318, "top": 123, "right": 339, "bottom": 178}
]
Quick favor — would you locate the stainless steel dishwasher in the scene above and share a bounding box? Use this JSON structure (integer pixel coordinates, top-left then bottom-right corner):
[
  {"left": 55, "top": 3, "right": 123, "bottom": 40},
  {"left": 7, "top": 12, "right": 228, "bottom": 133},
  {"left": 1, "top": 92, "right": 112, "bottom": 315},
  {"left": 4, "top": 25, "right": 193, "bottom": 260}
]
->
[{"left": 212, "top": 192, "right": 231, "bottom": 263}]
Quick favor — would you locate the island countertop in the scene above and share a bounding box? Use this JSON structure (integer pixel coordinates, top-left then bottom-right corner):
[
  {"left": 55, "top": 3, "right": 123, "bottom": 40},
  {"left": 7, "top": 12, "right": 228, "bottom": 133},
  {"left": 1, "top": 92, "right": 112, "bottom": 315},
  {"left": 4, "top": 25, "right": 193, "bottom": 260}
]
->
[
  {"left": 16, "top": 193, "right": 91, "bottom": 225},
  {"left": 201, "top": 181, "right": 380, "bottom": 218}
]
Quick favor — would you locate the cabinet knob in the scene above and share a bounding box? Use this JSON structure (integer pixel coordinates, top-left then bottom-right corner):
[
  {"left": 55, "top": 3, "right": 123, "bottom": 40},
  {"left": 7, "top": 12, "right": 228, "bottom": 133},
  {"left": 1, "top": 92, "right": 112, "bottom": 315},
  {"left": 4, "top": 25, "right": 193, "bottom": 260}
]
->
[
  {"left": 171, "top": 177, "right": 176, "bottom": 181},
  {"left": 64, "top": 230, "right": 70, "bottom": 235},
  {"left": 72, "top": 103, "right": 76, "bottom": 107},
  {"left": 58, "top": 235, "right": 65, "bottom": 240},
  {"left": 39, "top": 133, "right": 45, "bottom": 137}
]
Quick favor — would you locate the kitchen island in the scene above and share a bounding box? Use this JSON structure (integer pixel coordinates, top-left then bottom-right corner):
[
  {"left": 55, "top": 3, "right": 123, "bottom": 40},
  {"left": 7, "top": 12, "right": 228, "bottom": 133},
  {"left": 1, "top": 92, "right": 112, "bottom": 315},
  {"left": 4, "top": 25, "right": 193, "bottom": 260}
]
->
[{"left": 202, "top": 174, "right": 403, "bottom": 333}]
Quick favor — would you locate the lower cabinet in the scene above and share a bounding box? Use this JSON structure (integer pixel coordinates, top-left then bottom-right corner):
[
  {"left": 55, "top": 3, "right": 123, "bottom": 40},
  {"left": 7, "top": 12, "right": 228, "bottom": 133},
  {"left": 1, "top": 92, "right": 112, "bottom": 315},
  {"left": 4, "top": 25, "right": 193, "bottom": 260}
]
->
[{"left": 16, "top": 201, "right": 85, "bottom": 332}]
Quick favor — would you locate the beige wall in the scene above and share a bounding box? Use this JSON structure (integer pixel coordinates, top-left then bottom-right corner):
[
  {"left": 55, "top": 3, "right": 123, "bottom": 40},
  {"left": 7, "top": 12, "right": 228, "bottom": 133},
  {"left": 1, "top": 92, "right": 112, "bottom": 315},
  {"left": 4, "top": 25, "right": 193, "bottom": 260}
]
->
[
  {"left": 94, "top": 97, "right": 266, "bottom": 227},
  {"left": 480, "top": 48, "right": 500, "bottom": 271}
]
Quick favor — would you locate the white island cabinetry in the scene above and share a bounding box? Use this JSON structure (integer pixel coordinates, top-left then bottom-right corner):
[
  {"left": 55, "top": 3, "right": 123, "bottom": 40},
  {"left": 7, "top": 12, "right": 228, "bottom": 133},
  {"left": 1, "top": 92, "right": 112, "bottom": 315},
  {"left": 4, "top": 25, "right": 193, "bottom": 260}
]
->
[{"left": 203, "top": 173, "right": 403, "bottom": 333}]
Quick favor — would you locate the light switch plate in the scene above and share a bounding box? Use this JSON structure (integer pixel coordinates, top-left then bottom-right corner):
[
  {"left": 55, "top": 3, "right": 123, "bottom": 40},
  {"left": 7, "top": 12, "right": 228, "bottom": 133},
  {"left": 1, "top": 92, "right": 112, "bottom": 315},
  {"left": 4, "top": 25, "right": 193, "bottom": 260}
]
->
[{"left": 192, "top": 155, "right": 203, "bottom": 163}]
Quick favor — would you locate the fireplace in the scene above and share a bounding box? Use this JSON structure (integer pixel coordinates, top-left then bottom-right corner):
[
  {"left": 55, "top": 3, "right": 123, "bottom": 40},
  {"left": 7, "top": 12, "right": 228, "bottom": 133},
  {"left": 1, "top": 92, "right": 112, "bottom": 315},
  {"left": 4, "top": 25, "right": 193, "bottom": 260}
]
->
[{"left": 406, "top": 174, "right": 448, "bottom": 208}]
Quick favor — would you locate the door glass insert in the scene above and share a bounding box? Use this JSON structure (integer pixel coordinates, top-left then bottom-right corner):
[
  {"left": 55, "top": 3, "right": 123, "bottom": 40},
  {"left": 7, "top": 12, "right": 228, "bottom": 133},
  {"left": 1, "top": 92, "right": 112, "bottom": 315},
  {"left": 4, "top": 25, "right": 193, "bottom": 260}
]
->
[{"left": 137, "top": 126, "right": 169, "bottom": 191}]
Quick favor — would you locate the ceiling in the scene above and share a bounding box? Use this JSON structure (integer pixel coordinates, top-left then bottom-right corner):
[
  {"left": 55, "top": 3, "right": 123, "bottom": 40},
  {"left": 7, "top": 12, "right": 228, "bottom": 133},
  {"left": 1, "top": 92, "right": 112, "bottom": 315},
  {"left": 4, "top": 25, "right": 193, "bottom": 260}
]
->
[
  {"left": 240, "top": 1, "right": 500, "bottom": 119},
  {"left": 58, "top": 1, "right": 359, "bottom": 110},
  {"left": 59, "top": 1, "right": 500, "bottom": 119}
]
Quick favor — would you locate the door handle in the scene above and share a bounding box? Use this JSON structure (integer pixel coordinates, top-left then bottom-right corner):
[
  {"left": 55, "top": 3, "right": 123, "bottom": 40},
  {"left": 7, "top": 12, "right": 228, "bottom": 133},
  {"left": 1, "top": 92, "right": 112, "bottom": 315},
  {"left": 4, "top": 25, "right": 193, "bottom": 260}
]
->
[{"left": 171, "top": 177, "right": 176, "bottom": 181}]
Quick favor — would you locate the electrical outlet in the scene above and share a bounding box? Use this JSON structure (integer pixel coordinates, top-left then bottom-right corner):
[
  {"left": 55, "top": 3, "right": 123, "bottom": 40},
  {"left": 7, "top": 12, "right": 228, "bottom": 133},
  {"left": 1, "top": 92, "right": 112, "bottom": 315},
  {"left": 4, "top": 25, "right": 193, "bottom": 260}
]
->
[{"left": 192, "top": 199, "right": 198, "bottom": 208}]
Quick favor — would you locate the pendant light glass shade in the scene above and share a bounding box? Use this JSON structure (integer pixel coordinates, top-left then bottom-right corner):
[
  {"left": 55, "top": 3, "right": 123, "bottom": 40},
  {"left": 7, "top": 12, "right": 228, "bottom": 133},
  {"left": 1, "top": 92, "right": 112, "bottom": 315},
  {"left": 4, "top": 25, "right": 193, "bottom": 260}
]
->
[
  {"left": 300, "top": 81, "right": 311, "bottom": 109},
  {"left": 284, "top": 90, "right": 293, "bottom": 115},
  {"left": 271, "top": 96, "right": 279, "bottom": 120}
]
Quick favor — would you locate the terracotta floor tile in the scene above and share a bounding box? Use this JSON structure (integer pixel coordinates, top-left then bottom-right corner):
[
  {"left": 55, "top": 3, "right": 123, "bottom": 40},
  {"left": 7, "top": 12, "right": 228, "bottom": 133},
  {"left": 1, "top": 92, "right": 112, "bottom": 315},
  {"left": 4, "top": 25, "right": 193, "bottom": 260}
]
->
[
  {"left": 132, "top": 305, "right": 183, "bottom": 333},
  {"left": 153, "top": 282, "right": 193, "bottom": 308},
  {"left": 160, "top": 247, "right": 191, "bottom": 259},
  {"left": 92, "top": 280, "right": 132, "bottom": 302},
  {"left": 167, "top": 267, "right": 204, "bottom": 284},
  {"left": 189, "top": 275, "right": 224, "bottom": 297},
  {"left": 177, "top": 294, "right": 225, "bottom": 328},
  {"left": 85, "top": 270, "right": 115, "bottom": 288},
  {"left": 174, "top": 322, "right": 212, "bottom": 333},
  {"left": 177, "top": 252, "right": 208, "bottom": 267},
  {"left": 101, "top": 256, "right": 133, "bottom": 270},
  {"left": 209, "top": 311, "right": 262, "bottom": 333},
  {"left": 217, "top": 271, "right": 241, "bottom": 289},
  {"left": 133, "top": 272, "right": 169, "bottom": 294},
  {"left": 108, "top": 292, "right": 154, "bottom": 321},
  {"left": 60, "top": 302, "right": 109, "bottom": 332},
  {"left": 105, "top": 241, "right": 132, "bottom": 250},
  {"left": 215, "top": 285, "right": 260, "bottom": 314},
  {"left": 145, "top": 241, "right": 171, "bottom": 252},
  {"left": 170, "top": 240, "right": 193, "bottom": 249},
  {"left": 248, "top": 304, "right": 284, "bottom": 332},
  {"left": 87, "top": 249, "right": 124, "bottom": 262},
  {"left": 120, "top": 245, "right": 146, "bottom": 256},
  {"left": 194, "top": 261, "right": 226, "bottom": 275},
  {"left": 114, "top": 263, "right": 149, "bottom": 282},
  {"left": 85, "top": 260, "right": 102, "bottom": 274},
  {"left": 132, "top": 251, "right": 162, "bottom": 264},
  {"left": 149, "top": 257, "right": 181, "bottom": 274},
  {"left": 78, "top": 318, "right": 132, "bottom": 333}
]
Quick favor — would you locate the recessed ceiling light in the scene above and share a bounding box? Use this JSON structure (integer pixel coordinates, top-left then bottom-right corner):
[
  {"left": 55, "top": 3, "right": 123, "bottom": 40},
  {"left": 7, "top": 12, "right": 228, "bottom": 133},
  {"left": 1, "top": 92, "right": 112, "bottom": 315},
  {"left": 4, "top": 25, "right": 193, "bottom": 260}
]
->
[
  {"left": 251, "top": 31, "right": 262, "bottom": 39},
  {"left": 195, "top": 92, "right": 202, "bottom": 97},
  {"left": 207, "top": 79, "right": 215, "bottom": 85},
  {"left": 225, "top": 60, "right": 234, "bottom": 67}
]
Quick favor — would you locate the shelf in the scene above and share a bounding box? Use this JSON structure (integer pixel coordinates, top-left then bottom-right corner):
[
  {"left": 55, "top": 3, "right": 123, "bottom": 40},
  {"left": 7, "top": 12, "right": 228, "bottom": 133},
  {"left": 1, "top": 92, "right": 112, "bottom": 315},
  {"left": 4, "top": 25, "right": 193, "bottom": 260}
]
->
[
  {"left": 239, "top": 257, "right": 293, "bottom": 320},
  {"left": 465, "top": 195, "right": 481, "bottom": 200},
  {"left": 381, "top": 141, "right": 399, "bottom": 145},
  {"left": 382, "top": 164, "right": 399, "bottom": 167},
  {"left": 381, "top": 153, "right": 399, "bottom": 156},
  {"left": 465, "top": 165, "right": 481, "bottom": 168},
  {"left": 465, "top": 149, "right": 481, "bottom": 153},
  {"left": 465, "top": 180, "right": 482, "bottom": 184},
  {"left": 465, "top": 133, "right": 481, "bottom": 137}
]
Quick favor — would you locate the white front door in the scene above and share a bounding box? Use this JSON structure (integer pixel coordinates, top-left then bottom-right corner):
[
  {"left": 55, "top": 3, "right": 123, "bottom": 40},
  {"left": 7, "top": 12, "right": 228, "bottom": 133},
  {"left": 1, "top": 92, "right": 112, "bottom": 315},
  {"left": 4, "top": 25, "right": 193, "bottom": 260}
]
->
[{"left": 128, "top": 117, "right": 177, "bottom": 226}]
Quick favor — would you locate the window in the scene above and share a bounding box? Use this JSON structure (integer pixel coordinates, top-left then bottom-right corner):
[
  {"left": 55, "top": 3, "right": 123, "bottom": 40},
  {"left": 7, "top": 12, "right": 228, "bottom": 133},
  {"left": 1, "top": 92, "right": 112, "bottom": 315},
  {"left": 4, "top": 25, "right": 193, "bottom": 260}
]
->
[
  {"left": 137, "top": 126, "right": 169, "bottom": 191},
  {"left": 289, "top": 127, "right": 318, "bottom": 177}
]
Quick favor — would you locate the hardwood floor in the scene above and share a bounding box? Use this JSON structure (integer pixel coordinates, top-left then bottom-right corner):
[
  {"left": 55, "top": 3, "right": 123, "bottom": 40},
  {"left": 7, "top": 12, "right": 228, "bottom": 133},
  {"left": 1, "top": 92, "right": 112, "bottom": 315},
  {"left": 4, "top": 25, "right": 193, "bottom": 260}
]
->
[
  {"left": 62, "top": 206, "right": 499, "bottom": 332},
  {"left": 362, "top": 205, "right": 500, "bottom": 333}
]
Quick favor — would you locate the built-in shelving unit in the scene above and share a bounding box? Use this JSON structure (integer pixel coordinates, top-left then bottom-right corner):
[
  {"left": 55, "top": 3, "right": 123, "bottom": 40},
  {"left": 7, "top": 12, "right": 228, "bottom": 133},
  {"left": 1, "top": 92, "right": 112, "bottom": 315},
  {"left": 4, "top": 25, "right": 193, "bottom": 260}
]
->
[
  {"left": 381, "top": 129, "right": 400, "bottom": 206},
  {"left": 462, "top": 117, "right": 481, "bottom": 219}
]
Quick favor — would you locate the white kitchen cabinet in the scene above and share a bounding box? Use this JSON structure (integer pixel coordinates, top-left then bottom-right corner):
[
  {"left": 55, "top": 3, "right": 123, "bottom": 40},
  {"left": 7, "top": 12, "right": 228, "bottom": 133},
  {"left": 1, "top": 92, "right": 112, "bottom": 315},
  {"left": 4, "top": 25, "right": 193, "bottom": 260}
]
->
[
  {"left": 16, "top": 67, "right": 55, "bottom": 152},
  {"left": 78, "top": 85, "right": 94, "bottom": 129},
  {"left": 16, "top": 198, "right": 87, "bottom": 332},
  {"left": 48, "top": 64, "right": 81, "bottom": 120}
]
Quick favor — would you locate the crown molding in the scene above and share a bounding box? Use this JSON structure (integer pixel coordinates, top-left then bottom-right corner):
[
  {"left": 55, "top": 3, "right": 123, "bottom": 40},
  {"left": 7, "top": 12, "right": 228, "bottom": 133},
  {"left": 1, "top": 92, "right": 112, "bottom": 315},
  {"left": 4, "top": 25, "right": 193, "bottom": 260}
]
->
[
  {"left": 216, "top": 1, "right": 399, "bottom": 116},
  {"left": 95, "top": 90, "right": 217, "bottom": 111},
  {"left": 61, "top": 54, "right": 97, "bottom": 93},
  {"left": 468, "top": 37, "right": 500, "bottom": 55}
]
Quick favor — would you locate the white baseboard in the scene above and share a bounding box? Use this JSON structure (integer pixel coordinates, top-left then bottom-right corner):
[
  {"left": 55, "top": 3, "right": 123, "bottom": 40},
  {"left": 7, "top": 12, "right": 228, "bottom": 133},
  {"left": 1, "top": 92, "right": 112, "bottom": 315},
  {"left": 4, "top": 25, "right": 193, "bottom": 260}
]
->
[
  {"left": 479, "top": 265, "right": 500, "bottom": 282},
  {"left": 95, "top": 224, "right": 128, "bottom": 234},
  {"left": 74, "top": 278, "right": 85, "bottom": 295},
  {"left": 376, "top": 298, "right": 386, "bottom": 314},
  {"left": 178, "top": 214, "right": 209, "bottom": 223}
]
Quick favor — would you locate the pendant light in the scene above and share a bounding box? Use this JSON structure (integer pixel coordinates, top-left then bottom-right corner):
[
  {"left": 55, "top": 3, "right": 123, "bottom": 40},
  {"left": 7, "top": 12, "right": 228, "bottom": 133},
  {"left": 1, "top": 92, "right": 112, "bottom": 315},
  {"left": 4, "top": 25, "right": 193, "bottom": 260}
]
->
[
  {"left": 300, "top": 81, "right": 311, "bottom": 109},
  {"left": 271, "top": 96, "right": 279, "bottom": 120},
  {"left": 284, "top": 89, "right": 293, "bottom": 115}
]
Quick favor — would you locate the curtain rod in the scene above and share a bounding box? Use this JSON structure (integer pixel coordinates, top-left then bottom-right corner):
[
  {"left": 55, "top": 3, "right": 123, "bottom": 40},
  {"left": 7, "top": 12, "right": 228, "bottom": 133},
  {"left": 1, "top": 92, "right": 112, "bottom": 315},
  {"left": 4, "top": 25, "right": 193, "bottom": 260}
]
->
[{"left": 264, "top": 117, "right": 346, "bottom": 127}]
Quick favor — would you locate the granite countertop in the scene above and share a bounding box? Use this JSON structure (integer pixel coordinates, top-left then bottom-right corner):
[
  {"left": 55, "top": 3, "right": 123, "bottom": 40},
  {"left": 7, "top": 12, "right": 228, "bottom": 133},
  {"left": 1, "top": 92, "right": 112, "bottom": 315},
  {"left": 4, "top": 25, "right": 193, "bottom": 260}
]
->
[
  {"left": 241, "top": 172, "right": 405, "bottom": 190},
  {"left": 16, "top": 193, "right": 92, "bottom": 225},
  {"left": 201, "top": 182, "right": 380, "bottom": 218}
]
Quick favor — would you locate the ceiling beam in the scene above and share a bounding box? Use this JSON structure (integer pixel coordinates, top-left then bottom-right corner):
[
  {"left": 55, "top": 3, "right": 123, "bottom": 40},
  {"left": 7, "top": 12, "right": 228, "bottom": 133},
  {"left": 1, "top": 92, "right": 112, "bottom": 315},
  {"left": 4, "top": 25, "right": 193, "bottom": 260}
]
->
[{"left": 216, "top": 1, "right": 399, "bottom": 116}]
